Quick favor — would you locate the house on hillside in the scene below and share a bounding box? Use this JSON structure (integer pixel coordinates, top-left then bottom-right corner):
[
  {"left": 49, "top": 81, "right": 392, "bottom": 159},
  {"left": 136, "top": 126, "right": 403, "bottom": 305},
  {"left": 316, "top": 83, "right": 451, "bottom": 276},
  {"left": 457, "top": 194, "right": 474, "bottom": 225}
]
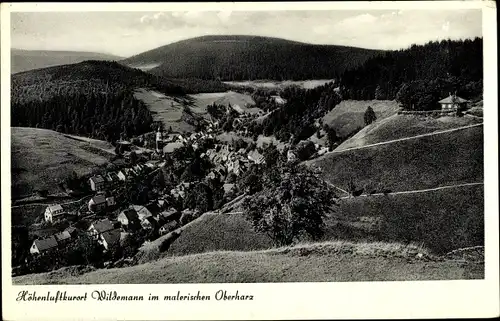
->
[
  {"left": 88, "top": 219, "right": 114, "bottom": 240},
  {"left": 439, "top": 93, "right": 469, "bottom": 111},
  {"left": 141, "top": 216, "right": 158, "bottom": 231},
  {"left": 130, "top": 204, "right": 155, "bottom": 220},
  {"left": 98, "top": 229, "right": 122, "bottom": 251},
  {"left": 54, "top": 231, "right": 72, "bottom": 246},
  {"left": 89, "top": 175, "right": 105, "bottom": 191},
  {"left": 88, "top": 194, "right": 107, "bottom": 213},
  {"left": 247, "top": 150, "right": 265, "bottom": 164},
  {"left": 30, "top": 236, "right": 58, "bottom": 255},
  {"left": 117, "top": 209, "right": 142, "bottom": 231},
  {"left": 105, "top": 172, "right": 120, "bottom": 188},
  {"left": 159, "top": 220, "right": 179, "bottom": 235},
  {"left": 44, "top": 204, "right": 66, "bottom": 223}
]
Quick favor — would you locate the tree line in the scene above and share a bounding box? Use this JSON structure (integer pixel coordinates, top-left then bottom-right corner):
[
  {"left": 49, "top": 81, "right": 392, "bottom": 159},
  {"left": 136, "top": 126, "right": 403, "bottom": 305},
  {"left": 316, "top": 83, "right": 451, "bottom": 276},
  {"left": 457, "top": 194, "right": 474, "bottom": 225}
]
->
[
  {"left": 11, "top": 89, "right": 154, "bottom": 143},
  {"left": 339, "top": 38, "right": 483, "bottom": 110}
]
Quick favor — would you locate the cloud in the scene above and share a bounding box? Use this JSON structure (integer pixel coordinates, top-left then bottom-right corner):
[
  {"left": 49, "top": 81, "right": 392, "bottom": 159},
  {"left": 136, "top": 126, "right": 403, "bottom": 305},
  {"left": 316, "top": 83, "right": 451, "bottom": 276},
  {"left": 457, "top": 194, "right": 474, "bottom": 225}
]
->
[{"left": 138, "top": 11, "right": 235, "bottom": 30}]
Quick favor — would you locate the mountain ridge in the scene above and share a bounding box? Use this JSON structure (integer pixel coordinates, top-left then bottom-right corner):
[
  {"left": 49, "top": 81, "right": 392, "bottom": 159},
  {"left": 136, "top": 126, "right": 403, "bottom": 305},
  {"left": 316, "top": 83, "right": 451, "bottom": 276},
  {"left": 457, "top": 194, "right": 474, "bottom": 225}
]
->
[{"left": 123, "top": 35, "right": 383, "bottom": 81}]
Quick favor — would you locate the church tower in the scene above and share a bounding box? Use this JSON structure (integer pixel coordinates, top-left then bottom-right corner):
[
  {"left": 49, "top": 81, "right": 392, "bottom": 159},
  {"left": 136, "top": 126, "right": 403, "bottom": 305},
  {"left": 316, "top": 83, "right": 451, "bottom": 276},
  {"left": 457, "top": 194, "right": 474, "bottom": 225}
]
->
[{"left": 156, "top": 126, "right": 163, "bottom": 153}]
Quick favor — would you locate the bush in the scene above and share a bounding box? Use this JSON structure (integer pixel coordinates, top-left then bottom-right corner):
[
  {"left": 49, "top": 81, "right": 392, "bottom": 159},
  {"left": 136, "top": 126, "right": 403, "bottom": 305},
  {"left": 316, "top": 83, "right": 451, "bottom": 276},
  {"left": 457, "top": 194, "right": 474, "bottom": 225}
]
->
[{"left": 294, "top": 140, "right": 316, "bottom": 161}]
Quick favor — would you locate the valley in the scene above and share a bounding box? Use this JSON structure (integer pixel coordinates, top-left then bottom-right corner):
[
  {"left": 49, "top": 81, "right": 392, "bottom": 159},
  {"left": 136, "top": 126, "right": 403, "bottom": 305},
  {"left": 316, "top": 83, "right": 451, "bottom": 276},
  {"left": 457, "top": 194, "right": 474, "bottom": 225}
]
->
[{"left": 9, "top": 35, "right": 485, "bottom": 285}]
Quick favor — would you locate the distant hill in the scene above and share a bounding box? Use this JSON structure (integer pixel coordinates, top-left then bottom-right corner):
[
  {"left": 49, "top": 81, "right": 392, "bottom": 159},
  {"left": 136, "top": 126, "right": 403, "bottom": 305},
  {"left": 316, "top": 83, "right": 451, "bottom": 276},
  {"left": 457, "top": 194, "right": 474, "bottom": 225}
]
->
[
  {"left": 11, "top": 49, "right": 124, "bottom": 74},
  {"left": 123, "top": 35, "right": 382, "bottom": 80}
]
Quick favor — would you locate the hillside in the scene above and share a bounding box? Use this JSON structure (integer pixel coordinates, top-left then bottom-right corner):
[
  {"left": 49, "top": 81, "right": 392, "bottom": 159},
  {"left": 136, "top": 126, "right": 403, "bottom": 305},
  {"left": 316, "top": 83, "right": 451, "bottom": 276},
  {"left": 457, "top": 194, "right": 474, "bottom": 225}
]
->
[
  {"left": 308, "top": 125, "right": 483, "bottom": 193},
  {"left": 13, "top": 241, "right": 483, "bottom": 284},
  {"left": 123, "top": 35, "right": 381, "bottom": 80},
  {"left": 11, "top": 127, "right": 114, "bottom": 199},
  {"left": 337, "top": 114, "right": 483, "bottom": 151},
  {"left": 11, "top": 49, "right": 123, "bottom": 74},
  {"left": 321, "top": 100, "right": 401, "bottom": 138}
]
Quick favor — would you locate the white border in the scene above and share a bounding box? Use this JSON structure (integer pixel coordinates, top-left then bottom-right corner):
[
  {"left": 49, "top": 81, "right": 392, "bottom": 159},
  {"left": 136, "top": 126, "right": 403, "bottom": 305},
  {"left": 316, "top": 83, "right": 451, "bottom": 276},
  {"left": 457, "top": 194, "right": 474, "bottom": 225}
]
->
[{"left": 2, "top": 2, "right": 499, "bottom": 320}]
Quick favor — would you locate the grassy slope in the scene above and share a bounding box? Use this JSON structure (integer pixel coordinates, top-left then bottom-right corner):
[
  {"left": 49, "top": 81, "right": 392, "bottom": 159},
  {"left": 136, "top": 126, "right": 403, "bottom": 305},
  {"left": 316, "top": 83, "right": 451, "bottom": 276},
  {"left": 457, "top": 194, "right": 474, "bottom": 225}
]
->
[
  {"left": 166, "top": 213, "right": 273, "bottom": 257},
  {"left": 134, "top": 89, "right": 258, "bottom": 133},
  {"left": 11, "top": 49, "right": 123, "bottom": 74},
  {"left": 322, "top": 100, "right": 401, "bottom": 138},
  {"left": 337, "top": 114, "right": 483, "bottom": 151},
  {"left": 308, "top": 126, "right": 483, "bottom": 192},
  {"left": 138, "top": 183, "right": 483, "bottom": 261},
  {"left": 11, "top": 127, "right": 114, "bottom": 198},
  {"left": 13, "top": 241, "right": 483, "bottom": 284}
]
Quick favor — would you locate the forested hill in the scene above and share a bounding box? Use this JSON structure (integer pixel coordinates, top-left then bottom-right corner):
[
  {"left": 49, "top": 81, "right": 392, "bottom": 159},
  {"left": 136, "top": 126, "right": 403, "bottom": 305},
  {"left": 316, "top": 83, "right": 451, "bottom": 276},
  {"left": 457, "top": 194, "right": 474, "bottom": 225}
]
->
[
  {"left": 11, "top": 60, "right": 226, "bottom": 142},
  {"left": 339, "top": 38, "right": 483, "bottom": 110},
  {"left": 123, "top": 35, "right": 382, "bottom": 80}
]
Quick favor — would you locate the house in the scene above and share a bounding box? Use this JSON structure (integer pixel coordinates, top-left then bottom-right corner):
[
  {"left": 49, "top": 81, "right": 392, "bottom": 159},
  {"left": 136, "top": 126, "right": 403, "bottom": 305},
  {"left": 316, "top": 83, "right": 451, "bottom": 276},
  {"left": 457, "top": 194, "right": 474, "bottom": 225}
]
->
[
  {"left": 54, "top": 231, "right": 72, "bottom": 246},
  {"left": 159, "top": 221, "right": 179, "bottom": 235},
  {"left": 89, "top": 175, "right": 105, "bottom": 191},
  {"left": 88, "top": 194, "right": 107, "bottom": 213},
  {"left": 287, "top": 149, "right": 297, "bottom": 162},
  {"left": 117, "top": 168, "right": 136, "bottom": 181},
  {"left": 64, "top": 227, "right": 78, "bottom": 237},
  {"left": 88, "top": 219, "right": 114, "bottom": 240},
  {"left": 106, "top": 196, "right": 116, "bottom": 207},
  {"left": 44, "top": 204, "right": 66, "bottom": 223},
  {"left": 159, "top": 208, "right": 181, "bottom": 224},
  {"left": 105, "top": 172, "right": 120, "bottom": 188},
  {"left": 271, "top": 95, "right": 286, "bottom": 105},
  {"left": 30, "top": 236, "right": 58, "bottom": 255},
  {"left": 439, "top": 93, "right": 469, "bottom": 110},
  {"left": 247, "top": 150, "right": 265, "bottom": 164},
  {"left": 130, "top": 205, "right": 154, "bottom": 220},
  {"left": 98, "top": 229, "right": 121, "bottom": 251},
  {"left": 117, "top": 209, "right": 141, "bottom": 231},
  {"left": 223, "top": 183, "right": 236, "bottom": 195},
  {"left": 141, "top": 216, "right": 158, "bottom": 231}
]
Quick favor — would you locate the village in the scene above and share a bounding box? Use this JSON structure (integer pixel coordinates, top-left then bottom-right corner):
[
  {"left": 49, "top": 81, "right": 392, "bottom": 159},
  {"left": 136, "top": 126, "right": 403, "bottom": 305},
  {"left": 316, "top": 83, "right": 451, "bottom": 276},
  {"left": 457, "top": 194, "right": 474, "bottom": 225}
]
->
[
  {"left": 23, "top": 90, "right": 473, "bottom": 273},
  {"left": 25, "top": 101, "right": 297, "bottom": 267}
]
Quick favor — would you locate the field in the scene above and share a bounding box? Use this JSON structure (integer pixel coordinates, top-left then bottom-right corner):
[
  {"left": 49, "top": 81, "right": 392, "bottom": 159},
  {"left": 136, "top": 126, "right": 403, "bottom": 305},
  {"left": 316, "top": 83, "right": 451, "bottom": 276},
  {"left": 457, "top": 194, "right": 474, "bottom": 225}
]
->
[
  {"left": 133, "top": 88, "right": 195, "bottom": 133},
  {"left": 321, "top": 100, "right": 401, "bottom": 138},
  {"left": 11, "top": 127, "right": 114, "bottom": 199},
  {"left": 134, "top": 89, "right": 259, "bottom": 133},
  {"left": 224, "top": 79, "right": 334, "bottom": 90},
  {"left": 337, "top": 114, "right": 483, "bottom": 151},
  {"left": 13, "top": 240, "right": 483, "bottom": 284},
  {"left": 188, "top": 91, "right": 259, "bottom": 114},
  {"left": 308, "top": 125, "right": 483, "bottom": 193}
]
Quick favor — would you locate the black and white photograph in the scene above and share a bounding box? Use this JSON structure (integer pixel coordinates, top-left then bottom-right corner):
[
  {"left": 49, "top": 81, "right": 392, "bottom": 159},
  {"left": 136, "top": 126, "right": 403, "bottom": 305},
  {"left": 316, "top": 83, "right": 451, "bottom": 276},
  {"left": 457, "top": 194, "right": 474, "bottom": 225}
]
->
[{"left": 1, "top": 1, "right": 498, "bottom": 320}]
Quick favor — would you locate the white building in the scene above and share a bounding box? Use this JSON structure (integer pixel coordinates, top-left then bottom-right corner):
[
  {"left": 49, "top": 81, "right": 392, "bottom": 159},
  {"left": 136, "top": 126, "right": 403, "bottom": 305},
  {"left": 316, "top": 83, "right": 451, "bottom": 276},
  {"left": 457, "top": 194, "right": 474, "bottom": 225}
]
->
[{"left": 44, "top": 204, "right": 66, "bottom": 223}]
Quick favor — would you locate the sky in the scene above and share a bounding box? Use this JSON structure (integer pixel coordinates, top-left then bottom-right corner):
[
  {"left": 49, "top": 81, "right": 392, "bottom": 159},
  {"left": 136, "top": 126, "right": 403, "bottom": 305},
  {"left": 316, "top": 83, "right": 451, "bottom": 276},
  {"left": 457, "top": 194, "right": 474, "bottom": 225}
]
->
[{"left": 11, "top": 9, "right": 482, "bottom": 58}]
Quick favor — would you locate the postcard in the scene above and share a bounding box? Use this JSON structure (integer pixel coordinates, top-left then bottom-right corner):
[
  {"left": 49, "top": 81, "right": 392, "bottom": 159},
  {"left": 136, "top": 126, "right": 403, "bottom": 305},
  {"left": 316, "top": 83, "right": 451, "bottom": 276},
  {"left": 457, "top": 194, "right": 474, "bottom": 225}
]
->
[{"left": 1, "top": 1, "right": 498, "bottom": 320}]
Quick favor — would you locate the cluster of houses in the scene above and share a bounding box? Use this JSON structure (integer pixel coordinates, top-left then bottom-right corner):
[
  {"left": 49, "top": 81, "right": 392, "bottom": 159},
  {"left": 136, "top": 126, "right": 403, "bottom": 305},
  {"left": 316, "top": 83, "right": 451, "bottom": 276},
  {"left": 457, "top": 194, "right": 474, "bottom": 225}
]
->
[
  {"left": 31, "top": 199, "right": 183, "bottom": 256},
  {"left": 89, "top": 160, "right": 162, "bottom": 193}
]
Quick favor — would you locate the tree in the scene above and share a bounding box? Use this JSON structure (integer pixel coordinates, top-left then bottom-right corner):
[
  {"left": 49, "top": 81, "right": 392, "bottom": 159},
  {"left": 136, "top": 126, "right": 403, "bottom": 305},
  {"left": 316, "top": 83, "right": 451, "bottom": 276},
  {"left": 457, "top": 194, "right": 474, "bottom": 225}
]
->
[
  {"left": 129, "top": 151, "right": 138, "bottom": 165},
  {"left": 243, "top": 163, "right": 337, "bottom": 246},
  {"left": 294, "top": 140, "right": 316, "bottom": 161},
  {"left": 263, "top": 143, "right": 280, "bottom": 168},
  {"left": 364, "top": 106, "right": 377, "bottom": 126},
  {"left": 323, "top": 124, "right": 338, "bottom": 150}
]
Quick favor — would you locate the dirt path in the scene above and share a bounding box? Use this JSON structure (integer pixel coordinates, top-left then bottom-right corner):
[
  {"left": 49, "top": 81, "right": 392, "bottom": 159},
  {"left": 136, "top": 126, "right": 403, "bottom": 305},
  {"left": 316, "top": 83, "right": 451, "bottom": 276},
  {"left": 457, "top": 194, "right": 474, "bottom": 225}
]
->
[{"left": 339, "top": 182, "right": 483, "bottom": 199}]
